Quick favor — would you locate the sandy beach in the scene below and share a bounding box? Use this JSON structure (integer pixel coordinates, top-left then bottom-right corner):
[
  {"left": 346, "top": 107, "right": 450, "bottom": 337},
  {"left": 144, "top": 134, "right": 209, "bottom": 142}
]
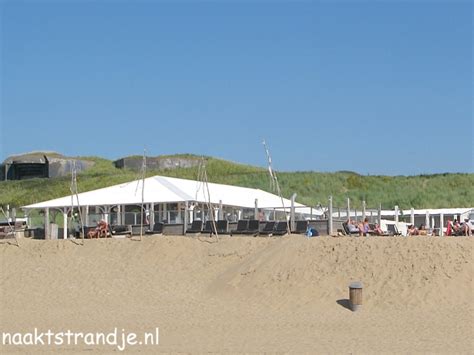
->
[{"left": 0, "top": 235, "right": 472, "bottom": 353}]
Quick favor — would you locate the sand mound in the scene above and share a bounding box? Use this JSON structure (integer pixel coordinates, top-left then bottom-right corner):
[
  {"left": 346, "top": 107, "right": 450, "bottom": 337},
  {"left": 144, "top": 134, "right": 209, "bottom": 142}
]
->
[
  {"left": 1, "top": 236, "right": 472, "bottom": 353},
  {"left": 209, "top": 237, "right": 472, "bottom": 307}
]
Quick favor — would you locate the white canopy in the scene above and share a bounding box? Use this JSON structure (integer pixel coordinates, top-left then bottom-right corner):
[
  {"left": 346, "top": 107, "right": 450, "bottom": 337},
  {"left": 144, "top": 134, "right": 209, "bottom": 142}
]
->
[
  {"left": 23, "top": 175, "right": 311, "bottom": 210},
  {"left": 333, "top": 208, "right": 473, "bottom": 218}
]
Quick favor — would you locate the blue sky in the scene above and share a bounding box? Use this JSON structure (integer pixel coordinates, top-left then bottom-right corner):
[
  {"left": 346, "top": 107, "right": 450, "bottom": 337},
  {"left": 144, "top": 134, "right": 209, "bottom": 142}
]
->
[{"left": 1, "top": 1, "right": 472, "bottom": 175}]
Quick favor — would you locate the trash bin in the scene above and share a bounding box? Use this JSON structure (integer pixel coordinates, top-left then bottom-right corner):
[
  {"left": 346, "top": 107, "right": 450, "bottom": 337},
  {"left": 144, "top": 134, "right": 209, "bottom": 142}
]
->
[{"left": 349, "top": 281, "right": 363, "bottom": 311}]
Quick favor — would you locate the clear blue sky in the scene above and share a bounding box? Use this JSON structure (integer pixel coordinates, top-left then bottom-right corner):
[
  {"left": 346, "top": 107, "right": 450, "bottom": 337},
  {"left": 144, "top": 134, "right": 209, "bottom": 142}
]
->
[{"left": 1, "top": 1, "right": 472, "bottom": 175}]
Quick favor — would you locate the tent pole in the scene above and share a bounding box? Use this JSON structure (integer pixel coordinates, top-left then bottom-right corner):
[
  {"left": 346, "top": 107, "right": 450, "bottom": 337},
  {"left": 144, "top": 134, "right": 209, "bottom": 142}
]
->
[
  {"left": 184, "top": 201, "right": 188, "bottom": 235},
  {"left": 63, "top": 208, "right": 68, "bottom": 239}
]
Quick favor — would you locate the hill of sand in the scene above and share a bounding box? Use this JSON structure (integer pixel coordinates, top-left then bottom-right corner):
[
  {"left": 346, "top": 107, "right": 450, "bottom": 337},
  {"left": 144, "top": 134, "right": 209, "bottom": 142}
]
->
[{"left": 1, "top": 236, "right": 472, "bottom": 353}]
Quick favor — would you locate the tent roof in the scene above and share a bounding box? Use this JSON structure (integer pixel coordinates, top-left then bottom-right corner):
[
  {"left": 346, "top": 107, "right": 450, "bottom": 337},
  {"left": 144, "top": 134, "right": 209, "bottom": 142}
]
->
[
  {"left": 22, "top": 175, "right": 309, "bottom": 210},
  {"left": 333, "top": 208, "right": 473, "bottom": 219}
]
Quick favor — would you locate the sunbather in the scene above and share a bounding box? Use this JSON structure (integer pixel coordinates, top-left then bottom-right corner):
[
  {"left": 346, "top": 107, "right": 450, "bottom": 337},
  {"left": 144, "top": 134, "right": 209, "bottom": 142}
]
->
[
  {"left": 407, "top": 224, "right": 419, "bottom": 236},
  {"left": 373, "top": 223, "right": 385, "bottom": 236},
  {"left": 362, "top": 217, "right": 371, "bottom": 236},
  {"left": 461, "top": 219, "right": 471, "bottom": 236},
  {"left": 346, "top": 219, "right": 359, "bottom": 234},
  {"left": 418, "top": 224, "right": 427, "bottom": 236}
]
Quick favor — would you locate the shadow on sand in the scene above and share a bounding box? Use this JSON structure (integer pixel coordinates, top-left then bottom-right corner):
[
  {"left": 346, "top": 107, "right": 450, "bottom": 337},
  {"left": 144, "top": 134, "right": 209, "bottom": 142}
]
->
[{"left": 336, "top": 299, "right": 352, "bottom": 311}]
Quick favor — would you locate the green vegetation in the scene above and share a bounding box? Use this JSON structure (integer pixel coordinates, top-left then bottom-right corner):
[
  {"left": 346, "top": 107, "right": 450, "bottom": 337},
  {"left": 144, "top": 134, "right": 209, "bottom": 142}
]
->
[{"left": 0, "top": 155, "right": 473, "bottom": 210}]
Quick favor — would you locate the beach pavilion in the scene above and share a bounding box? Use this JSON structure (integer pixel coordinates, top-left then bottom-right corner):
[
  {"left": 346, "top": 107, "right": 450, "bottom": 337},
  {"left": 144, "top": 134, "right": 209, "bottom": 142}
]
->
[{"left": 22, "top": 175, "right": 320, "bottom": 238}]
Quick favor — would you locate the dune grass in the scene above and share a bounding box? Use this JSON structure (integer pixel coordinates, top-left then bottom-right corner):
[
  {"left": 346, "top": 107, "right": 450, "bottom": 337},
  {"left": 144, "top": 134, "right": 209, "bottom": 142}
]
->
[{"left": 0, "top": 155, "right": 472, "bottom": 210}]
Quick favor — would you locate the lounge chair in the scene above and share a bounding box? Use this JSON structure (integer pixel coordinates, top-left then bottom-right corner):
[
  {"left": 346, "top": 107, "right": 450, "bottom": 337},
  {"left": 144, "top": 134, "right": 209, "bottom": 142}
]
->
[
  {"left": 230, "top": 220, "right": 249, "bottom": 236},
  {"left": 386, "top": 224, "right": 401, "bottom": 236},
  {"left": 0, "top": 226, "right": 15, "bottom": 239},
  {"left": 216, "top": 220, "right": 229, "bottom": 234},
  {"left": 243, "top": 220, "right": 260, "bottom": 236},
  {"left": 342, "top": 222, "right": 359, "bottom": 236},
  {"left": 259, "top": 221, "right": 276, "bottom": 236},
  {"left": 369, "top": 223, "right": 389, "bottom": 236},
  {"left": 273, "top": 221, "right": 289, "bottom": 236},
  {"left": 145, "top": 222, "right": 163, "bottom": 235},
  {"left": 292, "top": 220, "right": 309, "bottom": 234},
  {"left": 86, "top": 221, "right": 110, "bottom": 238},
  {"left": 110, "top": 224, "right": 133, "bottom": 237},
  {"left": 202, "top": 220, "right": 217, "bottom": 234},
  {"left": 186, "top": 220, "right": 203, "bottom": 234}
]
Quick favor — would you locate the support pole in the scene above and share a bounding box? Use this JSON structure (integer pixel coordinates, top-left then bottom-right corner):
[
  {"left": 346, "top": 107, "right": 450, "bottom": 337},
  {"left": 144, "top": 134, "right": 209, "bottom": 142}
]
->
[
  {"left": 425, "top": 210, "right": 430, "bottom": 230},
  {"left": 394, "top": 205, "right": 399, "bottom": 224},
  {"left": 177, "top": 203, "right": 181, "bottom": 224},
  {"left": 183, "top": 201, "right": 188, "bottom": 234},
  {"left": 411, "top": 208, "right": 415, "bottom": 226},
  {"left": 150, "top": 202, "right": 155, "bottom": 227},
  {"left": 254, "top": 199, "right": 259, "bottom": 220},
  {"left": 290, "top": 193, "right": 297, "bottom": 232},
  {"left": 63, "top": 208, "right": 68, "bottom": 239},
  {"left": 219, "top": 200, "right": 223, "bottom": 221},
  {"left": 362, "top": 200, "right": 366, "bottom": 220},
  {"left": 104, "top": 206, "right": 110, "bottom": 225},
  {"left": 378, "top": 203, "right": 382, "bottom": 226},
  {"left": 85, "top": 206, "right": 89, "bottom": 226},
  {"left": 328, "top": 196, "right": 333, "bottom": 236},
  {"left": 346, "top": 198, "right": 350, "bottom": 221},
  {"left": 117, "top": 205, "right": 121, "bottom": 225},
  {"left": 440, "top": 213, "right": 444, "bottom": 236},
  {"left": 45, "top": 208, "right": 50, "bottom": 240}
]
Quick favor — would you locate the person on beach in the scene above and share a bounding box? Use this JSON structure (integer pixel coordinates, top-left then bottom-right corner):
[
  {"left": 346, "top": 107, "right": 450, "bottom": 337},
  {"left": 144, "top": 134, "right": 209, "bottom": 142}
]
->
[
  {"left": 373, "top": 223, "right": 385, "bottom": 236},
  {"left": 460, "top": 219, "right": 471, "bottom": 236},
  {"left": 452, "top": 219, "right": 461, "bottom": 235},
  {"left": 407, "top": 224, "right": 419, "bottom": 236},
  {"left": 418, "top": 224, "right": 427, "bottom": 236},
  {"left": 346, "top": 219, "right": 359, "bottom": 234},
  {"left": 362, "top": 217, "right": 371, "bottom": 236}
]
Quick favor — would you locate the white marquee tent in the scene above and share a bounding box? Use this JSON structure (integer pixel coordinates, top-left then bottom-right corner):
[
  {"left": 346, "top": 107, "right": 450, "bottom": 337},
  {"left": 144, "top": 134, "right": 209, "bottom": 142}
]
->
[
  {"left": 22, "top": 175, "right": 320, "bottom": 238},
  {"left": 23, "top": 175, "right": 311, "bottom": 210}
]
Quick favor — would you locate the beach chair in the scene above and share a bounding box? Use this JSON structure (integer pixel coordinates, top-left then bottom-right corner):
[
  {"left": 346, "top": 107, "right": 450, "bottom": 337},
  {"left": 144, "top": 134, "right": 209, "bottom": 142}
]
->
[
  {"left": 186, "top": 220, "right": 203, "bottom": 234},
  {"left": 111, "top": 224, "right": 133, "bottom": 237},
  {"left": 386, "top": 224, "right": 401, "bottom": 236},
  {"left": 292, "top": 220, "right": 309, "bottom": 234},
  {"left": 0, "top": 226, "right": 15, "bottom": 239},
  {"left": 230, "top": 220, "right": 249, "bottom": 236},
  {"left": 86, "top": 221, "right": 110, "bottom": 238},
  {"left": 342, "top": 222, "right": 359, "bottom": 236},
  {"left": 243, "top": 220, "right": 260, "bottom": 236},
  {"left": 202, "top": 220, "right": 217, "bottom": 234},
  {"left": 145, "top": 222, "right": 163, "bottom": 235},
  {"left": 273, "top": 221, "right": 289, "bottom": 236},
  {"left": 216, "top": 220, "right": 229, "bottom": 234},
  {"left": 369, "top": 223, "right": 389, "bottom": 236},
  {"left": 259, "top": 221, "right": 276, "bottom": 236}
]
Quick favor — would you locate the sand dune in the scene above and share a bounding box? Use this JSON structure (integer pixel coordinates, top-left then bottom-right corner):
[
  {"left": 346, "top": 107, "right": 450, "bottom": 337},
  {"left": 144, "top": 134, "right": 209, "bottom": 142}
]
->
[{"left": 1, "top": 236, "right": 472, "bottom": 353}]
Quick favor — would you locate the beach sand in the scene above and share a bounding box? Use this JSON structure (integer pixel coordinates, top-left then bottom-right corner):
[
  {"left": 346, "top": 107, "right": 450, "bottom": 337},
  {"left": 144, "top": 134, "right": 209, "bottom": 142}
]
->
[{"left": 0, "top": 235, "right": 472, "bottom": 353}]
